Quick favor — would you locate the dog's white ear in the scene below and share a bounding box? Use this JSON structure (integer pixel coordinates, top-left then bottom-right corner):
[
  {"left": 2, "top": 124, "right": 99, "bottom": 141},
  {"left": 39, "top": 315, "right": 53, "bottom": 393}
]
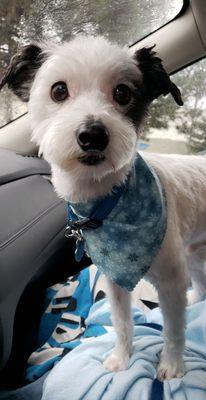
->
[
  {"left": 0, "top": 44, "right": 44, "bottom": 102},
  {"left": 134, "top": 45, "right": 183, "bottom": 106}
]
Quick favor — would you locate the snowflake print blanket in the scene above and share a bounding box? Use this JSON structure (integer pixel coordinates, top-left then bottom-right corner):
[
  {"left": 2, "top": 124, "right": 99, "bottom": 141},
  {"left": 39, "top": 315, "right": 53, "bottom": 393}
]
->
[{"left": 69, "top": 153, "right": 167, "bottom": 291}]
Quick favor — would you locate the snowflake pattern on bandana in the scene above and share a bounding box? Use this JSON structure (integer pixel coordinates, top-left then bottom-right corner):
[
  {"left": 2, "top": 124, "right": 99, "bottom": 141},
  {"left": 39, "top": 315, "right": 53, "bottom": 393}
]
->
[{"left": 69, "top": 154, "right": 167, "bottom": 291}]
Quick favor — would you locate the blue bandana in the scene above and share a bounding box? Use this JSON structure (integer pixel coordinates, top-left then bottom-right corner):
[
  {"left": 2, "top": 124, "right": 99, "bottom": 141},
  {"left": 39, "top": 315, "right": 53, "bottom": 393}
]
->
[{"left": 67, "top": 154, "right": 167, "bottom": 291}]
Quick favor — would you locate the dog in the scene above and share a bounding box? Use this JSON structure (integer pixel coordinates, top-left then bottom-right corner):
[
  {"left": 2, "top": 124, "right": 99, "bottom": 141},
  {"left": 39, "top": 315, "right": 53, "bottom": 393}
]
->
[{"left": 1, "top": 35, "right": 206, "bottom": 381}]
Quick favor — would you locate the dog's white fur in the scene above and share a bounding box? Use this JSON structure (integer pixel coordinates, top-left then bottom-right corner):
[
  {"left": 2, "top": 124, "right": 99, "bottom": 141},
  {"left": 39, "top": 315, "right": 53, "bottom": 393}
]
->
[{"left": 26, "top": 36, "right": 206, "bottom": 380}]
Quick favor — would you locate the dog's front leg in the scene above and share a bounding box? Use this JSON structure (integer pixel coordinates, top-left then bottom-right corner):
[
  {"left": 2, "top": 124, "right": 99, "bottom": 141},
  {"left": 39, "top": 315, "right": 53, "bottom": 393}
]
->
[
  {"left": 157, "top": 281, "right": 186, "bottom": 381},
  {"left": 103, "top": 278, "right": 133, "bottom": 372},
  {"left": 153, "top": 247, "right": 187, "bottom": 381}
]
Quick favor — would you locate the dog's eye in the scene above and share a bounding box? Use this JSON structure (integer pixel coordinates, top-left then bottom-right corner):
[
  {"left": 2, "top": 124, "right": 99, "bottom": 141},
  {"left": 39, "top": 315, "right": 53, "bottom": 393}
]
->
[
  {"left": 113, "top": 84, "right": 132, "bottom": 106},
  {"left": 51, "top": 81, "right": 69, "bottom": 102}
]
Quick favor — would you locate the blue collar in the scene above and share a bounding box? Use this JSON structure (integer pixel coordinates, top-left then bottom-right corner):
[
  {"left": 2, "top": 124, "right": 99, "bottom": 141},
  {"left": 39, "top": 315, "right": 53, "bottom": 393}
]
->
[{"left": 66, "top": 170, "right": 130, "bottom": 261}]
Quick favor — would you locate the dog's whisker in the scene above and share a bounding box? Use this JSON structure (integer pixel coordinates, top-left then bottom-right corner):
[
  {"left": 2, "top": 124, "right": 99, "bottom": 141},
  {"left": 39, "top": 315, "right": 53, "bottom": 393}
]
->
[{"left": 111, "top": 161, "right": 116, "bottom": 173}]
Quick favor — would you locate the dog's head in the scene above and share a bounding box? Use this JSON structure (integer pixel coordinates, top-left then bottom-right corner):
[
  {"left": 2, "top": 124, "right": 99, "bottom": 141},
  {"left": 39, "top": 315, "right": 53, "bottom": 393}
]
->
[{"left": 0, "top": 36, "right": 183, "bottom": 201}]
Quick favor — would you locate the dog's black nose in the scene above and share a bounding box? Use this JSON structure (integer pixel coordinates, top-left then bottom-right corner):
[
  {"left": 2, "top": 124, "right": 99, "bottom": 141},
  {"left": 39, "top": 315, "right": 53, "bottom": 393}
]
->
[{"left": 77, "top": 122, "right": 109, "bottom": 152}]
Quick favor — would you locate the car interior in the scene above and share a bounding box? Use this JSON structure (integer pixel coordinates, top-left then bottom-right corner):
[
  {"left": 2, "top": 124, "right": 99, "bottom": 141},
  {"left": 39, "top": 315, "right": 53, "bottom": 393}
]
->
[{"left": 0, "top": 0, "right": 206, "bottom": 399}]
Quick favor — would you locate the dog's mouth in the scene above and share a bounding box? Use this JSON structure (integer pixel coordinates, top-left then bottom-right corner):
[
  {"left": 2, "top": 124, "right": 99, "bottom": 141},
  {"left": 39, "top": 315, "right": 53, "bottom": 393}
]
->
[{"left": 78, "top": 151, "right": 105, "bottom": 166}]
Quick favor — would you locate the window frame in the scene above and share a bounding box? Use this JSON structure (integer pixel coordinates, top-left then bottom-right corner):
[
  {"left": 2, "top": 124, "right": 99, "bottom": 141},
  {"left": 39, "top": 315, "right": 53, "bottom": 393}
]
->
[{"left": 0, "top": 0, "right": 194, "bottom": 130}]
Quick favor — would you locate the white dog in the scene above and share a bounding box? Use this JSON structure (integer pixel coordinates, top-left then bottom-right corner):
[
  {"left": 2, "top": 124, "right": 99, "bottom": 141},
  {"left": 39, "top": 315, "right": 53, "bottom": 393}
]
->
[{"left": 1, "top": 36, "right": 206, "bottom": 381}]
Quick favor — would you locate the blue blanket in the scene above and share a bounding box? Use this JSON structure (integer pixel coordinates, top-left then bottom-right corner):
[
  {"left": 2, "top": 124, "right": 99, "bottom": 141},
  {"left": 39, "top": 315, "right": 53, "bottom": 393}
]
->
[
  {"left": 41, "top": 298, "right": 206, "bottom": 400},
  {"left": 25, "top": 266, "right": 206, "bottom": 399}
]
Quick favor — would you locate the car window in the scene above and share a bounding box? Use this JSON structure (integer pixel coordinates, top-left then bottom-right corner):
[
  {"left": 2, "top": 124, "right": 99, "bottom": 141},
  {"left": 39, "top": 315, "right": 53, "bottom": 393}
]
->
[
  {"left": 140, "top": 57, "right": 206, "bottom": 154},
  {"left": 0, "top": 0, "right": 183, "bottom": 127}
]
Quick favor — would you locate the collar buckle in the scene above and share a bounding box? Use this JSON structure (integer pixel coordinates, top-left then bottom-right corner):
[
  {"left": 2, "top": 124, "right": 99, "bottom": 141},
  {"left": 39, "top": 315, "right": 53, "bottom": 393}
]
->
[
  {"left": 65, "top": 217, "right": 102, "bottom": 240},
  {"left": 65, "top": 223, "right": 83, "bottom": 241}
]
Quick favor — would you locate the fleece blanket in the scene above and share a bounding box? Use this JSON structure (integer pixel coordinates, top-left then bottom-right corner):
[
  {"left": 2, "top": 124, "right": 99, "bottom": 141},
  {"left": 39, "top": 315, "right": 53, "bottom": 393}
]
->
[
  {"left": 23, "top": 265, "right": 206, "bottom": 399},
  {"left": 41, "top": 297, "right": 206, "bottom": 400}
]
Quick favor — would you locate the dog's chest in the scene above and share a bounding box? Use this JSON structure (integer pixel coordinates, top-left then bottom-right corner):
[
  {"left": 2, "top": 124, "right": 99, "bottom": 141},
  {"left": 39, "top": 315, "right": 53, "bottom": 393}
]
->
[{"left": 69, "top": 155, "right": 167, "bottom": 291}]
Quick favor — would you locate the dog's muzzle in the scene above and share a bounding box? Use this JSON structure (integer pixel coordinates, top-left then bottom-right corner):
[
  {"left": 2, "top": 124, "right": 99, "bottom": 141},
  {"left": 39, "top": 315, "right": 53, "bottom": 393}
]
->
[{"left": 76, "top": 121, "right": 109, "bottom": 165}]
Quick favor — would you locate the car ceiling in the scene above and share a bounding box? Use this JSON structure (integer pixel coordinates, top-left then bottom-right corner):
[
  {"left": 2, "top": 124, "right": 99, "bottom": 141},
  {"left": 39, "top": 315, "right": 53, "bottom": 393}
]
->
[{"left": 131, "top": 0, "right": 206, "bottom": 74}]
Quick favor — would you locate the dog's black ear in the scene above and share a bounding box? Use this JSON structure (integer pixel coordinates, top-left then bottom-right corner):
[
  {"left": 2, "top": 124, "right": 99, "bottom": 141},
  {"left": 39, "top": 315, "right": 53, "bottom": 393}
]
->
[
  {"left": 0, "top": 44, "right": 44, "bottom": 102},
  {"left": 134, "top": 45, "right": 183, "bottom": 106}
]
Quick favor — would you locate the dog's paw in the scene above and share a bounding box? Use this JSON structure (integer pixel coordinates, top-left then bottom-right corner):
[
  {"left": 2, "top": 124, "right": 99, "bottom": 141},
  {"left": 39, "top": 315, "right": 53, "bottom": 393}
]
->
[
  {"left": 157, "top": 358, "right": 184, "bottom": 381},
  {"left": 103, "top": 352, "right": 129, "bottom": 372}
]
